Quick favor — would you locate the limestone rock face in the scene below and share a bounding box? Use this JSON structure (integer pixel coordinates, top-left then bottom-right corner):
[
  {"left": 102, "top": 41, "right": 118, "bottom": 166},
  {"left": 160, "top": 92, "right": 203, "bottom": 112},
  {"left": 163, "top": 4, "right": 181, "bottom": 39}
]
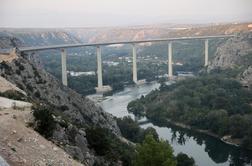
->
[
  {"left": 0, "top": 54, "right": 121, "bottom": 165},
  {"left": 240, "top": 66, "right": 252, "bottom": 87},
  {"left": 207, "top": 32, "right": 252, "bottom": 86}
]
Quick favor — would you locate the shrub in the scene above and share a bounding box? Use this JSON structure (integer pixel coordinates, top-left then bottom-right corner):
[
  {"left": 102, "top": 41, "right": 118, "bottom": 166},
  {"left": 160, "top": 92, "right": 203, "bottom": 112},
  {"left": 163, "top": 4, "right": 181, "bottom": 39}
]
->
[
  {"left": 19, "top": 65, "right": 25, "bottom": 71},
  {"left": 86, "top": 127, "right": 111, "bottom": 156},
  {"left": 86, "top": 127, "right": 135, "bottom": 166},
  {"left": 134, "top": 134, "right": 177, "bottom": 166},
  {"left": 60, "top": 105, "right": 69, "bottom": 111},
  {"left": 15, "top": 69, "right": 21, "bottom": 75},
  {"left": 117, "top": 116, "right": 142, "bottom": 142},
  {"left": 176, "top": 153, "right": 195, "bottom": 166},
  {"left": 33, "top": 105, "right": 56, "bottom": 138},
  {"left": 0, "top": 90, "right": 25, "bottom": 101},
  {"left": 117, "top": 116, "right": 159, "bottom": 143},
  {"left": 34, "top": 91, "right": 41, "bottom": 98}
]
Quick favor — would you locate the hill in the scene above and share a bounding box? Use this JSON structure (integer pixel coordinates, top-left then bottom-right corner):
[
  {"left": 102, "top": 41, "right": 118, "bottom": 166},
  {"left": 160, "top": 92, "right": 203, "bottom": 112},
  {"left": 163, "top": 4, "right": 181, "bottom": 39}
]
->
[{"left": 0, "top": 49, "right": 134, "bottom": 165}]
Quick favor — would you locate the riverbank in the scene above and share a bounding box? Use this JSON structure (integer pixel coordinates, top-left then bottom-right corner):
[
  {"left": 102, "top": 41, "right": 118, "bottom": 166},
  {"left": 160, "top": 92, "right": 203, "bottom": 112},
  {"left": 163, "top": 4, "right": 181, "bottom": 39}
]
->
[
  {"left": 99, "top": 82, "right": 252, "bottom": 166},
  {"left": 155, "top": 118, "right": 243, "bottom": 149}
]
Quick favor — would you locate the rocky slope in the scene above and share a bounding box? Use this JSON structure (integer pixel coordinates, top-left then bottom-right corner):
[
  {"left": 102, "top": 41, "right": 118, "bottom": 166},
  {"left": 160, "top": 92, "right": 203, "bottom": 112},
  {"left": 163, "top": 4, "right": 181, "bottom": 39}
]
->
[
  {"left": 0, "top": 108, "right": 84, "bottom": 166},
  {"left": 0, "top": 52, "right": 121, "bottom": 165},
  {"left": 0, "top": 29, "right": 81, "bottom": 47},
  {"left": 207, "top": 32, "right": 252, "bottom": 87}
]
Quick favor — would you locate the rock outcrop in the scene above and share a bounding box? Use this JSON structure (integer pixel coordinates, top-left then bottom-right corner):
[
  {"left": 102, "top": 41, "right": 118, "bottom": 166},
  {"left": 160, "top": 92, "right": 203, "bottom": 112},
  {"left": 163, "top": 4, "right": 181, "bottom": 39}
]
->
[
  {"left": 240, "top": 66, "right": 252, "bottom": 87},
  {"left": 207, "top": 32, "right": 252, "bottom": 87}
]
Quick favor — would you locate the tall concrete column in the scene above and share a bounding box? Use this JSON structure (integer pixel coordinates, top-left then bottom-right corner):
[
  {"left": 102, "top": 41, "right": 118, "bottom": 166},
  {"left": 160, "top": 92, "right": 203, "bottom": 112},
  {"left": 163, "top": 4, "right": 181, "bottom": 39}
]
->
[
  {"left": 168, "top": 42, "right": 173, "bottom": 78},
  {"left": 132, "top": 44, "right": 138, "bottom": 84},
  {"left": 61, "top": 48, "right": 68, "bottom": 86},
  {"left": 96, "top": 46, "right": 103, "bottom": 90},
  {"left": 27, "top": 52, "right": 32, "bottom": 61},
  {"left": 204, "top": 39, "right": 209, "bottom": 66}
]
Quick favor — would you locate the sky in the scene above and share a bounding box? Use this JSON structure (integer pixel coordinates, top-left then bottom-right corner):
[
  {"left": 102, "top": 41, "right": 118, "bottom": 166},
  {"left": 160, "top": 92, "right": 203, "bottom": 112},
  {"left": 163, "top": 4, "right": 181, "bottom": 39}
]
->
[{"left": 0, "top": 0, "right": 252, "bottom": 28}]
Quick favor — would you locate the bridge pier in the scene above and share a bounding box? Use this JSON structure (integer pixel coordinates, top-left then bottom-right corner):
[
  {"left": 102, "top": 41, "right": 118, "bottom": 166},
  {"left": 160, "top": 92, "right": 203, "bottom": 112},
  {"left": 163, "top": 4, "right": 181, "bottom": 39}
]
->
[
  {"left": 168, "top": 42, "right": 173, "bottom": 78},
  {"left": 132, "top": 43, "right": 138, "bottom": 84},
  {"left": 96, "top": 46, "right": 103, "bottom": 90},
  {"left": 61, "top": 48, "right": 68, "bottom": 86},
  {"left": 204, "top": 39, "right": 209, "bottom": 66},
  {"left": 95, "top": 46, "right": 112, "bottom": 93},
  {"left": 27, "top": 52, "right": 32, "bottom": 61}
]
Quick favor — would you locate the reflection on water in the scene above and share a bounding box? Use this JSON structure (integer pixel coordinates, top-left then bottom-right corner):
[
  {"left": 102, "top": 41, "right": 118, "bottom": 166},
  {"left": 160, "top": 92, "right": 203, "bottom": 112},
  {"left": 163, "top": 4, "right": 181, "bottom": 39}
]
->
[
  {"left": 90, "top": 82, "right": 252, "bottom": 166},
  {"left": 141, "top": 123, "right": 252, "bottom": 166}
]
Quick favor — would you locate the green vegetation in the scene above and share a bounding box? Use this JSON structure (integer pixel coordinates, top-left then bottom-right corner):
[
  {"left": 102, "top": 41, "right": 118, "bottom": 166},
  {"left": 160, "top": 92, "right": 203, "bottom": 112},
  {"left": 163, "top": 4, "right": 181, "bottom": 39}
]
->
[
  {"left": 117, "top": 116, "right": 158, "bottom": 142},
  {"left": 86, "top": 127, "right": 135, "bottom": 166},
  {"left": 134, "top": 134, "right": 177, "bottom": 166},
  {"left": 33, "top": 104, "right": 56, "bottom": 138},
  {"left": 128, "top": 69, "right": 252, "bottom": 149},
  {"left": 117, "top": 116, "right": 195, "bottom": 166},
  {"left": 0, "top": 90, "right": 26, "bottom": 101},
  {"left": 176, "top": 153, "right": 195, "bottom": 166}
]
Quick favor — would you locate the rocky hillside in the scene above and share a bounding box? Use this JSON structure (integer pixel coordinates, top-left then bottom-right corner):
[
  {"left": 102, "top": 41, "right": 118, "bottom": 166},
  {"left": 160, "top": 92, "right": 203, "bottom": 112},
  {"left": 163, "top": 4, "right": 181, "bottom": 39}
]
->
[
  {"left": 0, "top": 29, "right": 81, "bottom": 47},
  {"left": 0, "top": 36, "right": 22, "bottom": 49},
  {"left": 207, "top": 32, "right": 252, "bottom": 87},
  {"left": 0, "top": 52, "right": 124, "bottom": 165},
  {"left": 68, "top": 22, "right": 252, "bottom": 43},
  {"left": 0, "top": 107, "right": 83, "bottom": 165}
]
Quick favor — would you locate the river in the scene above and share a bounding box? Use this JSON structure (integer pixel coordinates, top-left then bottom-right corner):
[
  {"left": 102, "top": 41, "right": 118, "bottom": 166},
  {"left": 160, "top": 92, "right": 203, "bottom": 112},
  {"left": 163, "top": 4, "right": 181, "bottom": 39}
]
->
[{"left": 90, "top": 82, "right": 252, "bottom": 166}]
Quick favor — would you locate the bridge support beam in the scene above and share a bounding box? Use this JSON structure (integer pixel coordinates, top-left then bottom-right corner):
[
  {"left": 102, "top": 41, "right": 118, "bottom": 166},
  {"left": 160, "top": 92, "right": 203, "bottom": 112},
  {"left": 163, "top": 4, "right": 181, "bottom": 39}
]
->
[
  {"left": 132, "top": 44, "right": 138, "bottom": 84},
  {"left": 204, "top": 39, "right": 209, "bottom": 66},
  {"left": 61, "top": 48, "right": 68, "bottom": 86},
  {"left": 168, "top": 42, "right": 173, "bottom": 78},
  {"left": 27, "top": 52, "right": 32, "bottom": 61},
  {"left": 96, "top": 46, "right": 103, "bottom": 90}
]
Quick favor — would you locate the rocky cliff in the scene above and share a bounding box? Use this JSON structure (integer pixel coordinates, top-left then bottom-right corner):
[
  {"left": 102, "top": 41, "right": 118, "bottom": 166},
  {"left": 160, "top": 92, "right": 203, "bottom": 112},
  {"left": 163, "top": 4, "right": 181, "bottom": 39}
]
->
[
  {"left": 207, "top": 32, "right": 252, "bottom": 87},
  {"left": 0, "top": 52, "right": 121, "bottom": 165}
]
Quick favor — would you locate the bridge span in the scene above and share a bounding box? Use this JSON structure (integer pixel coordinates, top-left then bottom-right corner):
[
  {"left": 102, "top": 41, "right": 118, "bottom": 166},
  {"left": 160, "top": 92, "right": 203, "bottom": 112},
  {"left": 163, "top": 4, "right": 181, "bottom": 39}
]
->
[{"left": 17, "top": 35, "right": 234, "bottom": 92}]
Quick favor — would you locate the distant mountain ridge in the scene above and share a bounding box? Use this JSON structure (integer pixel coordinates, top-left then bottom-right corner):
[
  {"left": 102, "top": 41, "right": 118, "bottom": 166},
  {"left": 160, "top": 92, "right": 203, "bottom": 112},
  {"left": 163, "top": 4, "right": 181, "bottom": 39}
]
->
[
  {"left": 0, "top": 30, "right": 81, "bottom": 48},
  {"left": 0, "top": 22, "right": 251, "bottom": 49}
]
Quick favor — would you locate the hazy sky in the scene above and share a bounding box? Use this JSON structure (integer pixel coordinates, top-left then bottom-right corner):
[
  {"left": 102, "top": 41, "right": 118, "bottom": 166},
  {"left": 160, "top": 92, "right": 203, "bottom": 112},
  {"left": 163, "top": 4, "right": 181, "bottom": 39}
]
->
[{"left": 1, "top": 0, "right": 252, "bottom": 28}]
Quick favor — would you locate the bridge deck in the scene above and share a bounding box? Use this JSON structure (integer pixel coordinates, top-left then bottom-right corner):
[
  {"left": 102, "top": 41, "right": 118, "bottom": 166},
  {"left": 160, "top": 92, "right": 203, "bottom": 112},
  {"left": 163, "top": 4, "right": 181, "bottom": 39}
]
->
[{"left": 18, "top": 35, "right": 234, "bottom": 52}]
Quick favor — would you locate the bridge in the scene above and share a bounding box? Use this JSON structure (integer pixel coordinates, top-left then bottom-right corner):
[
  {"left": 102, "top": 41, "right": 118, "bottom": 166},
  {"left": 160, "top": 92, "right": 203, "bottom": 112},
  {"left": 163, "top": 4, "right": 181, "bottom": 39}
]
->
[{"left": 17, "top": 35, "right": 234, "bottom": 92}]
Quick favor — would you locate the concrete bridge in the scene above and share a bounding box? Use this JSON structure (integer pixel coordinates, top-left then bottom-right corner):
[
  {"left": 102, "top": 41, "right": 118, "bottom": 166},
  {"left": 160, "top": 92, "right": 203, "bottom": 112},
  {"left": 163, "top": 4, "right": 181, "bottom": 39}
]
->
[{"left": 17, "top": 35, "right": 234, "bottom": 92}]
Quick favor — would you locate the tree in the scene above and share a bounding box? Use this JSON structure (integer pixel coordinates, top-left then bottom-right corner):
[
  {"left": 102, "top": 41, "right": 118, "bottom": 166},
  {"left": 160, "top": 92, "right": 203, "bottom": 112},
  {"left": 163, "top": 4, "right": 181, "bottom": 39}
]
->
[
  {"left": 117, "top": 116, "right": 142, "bottom": 142},
  {"left": 33, "top": 104, "right": 56, "bottom": 138},
  {"left": 176, "top": 153, "right": 195, "bottom": 166},
  {"left": 143, "top": 127, "right": 159, "bottom": 141},
  {"left": 229, "top": 115, "right": 249, "bottom": 138},
  {"left": 242, "top": 127, "right": 252, "bottom": 150},
  {"left": 134, "top": 134, "right": 177, "bottom": 166}
]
